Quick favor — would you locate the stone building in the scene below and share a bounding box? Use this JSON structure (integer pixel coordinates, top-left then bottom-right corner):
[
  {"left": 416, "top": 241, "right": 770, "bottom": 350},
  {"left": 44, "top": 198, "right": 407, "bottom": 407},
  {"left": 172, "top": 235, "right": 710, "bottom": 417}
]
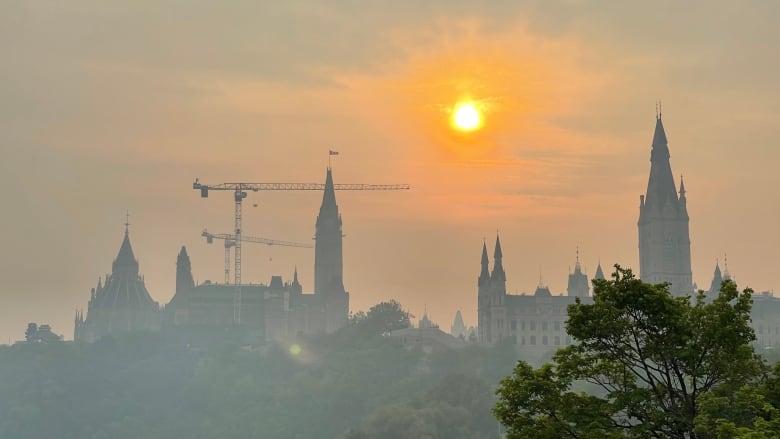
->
[
  {"left": 638, "top": 113, "right": 693, "bottom": 295},
  {"left": 74, "top": 225, "right": 161, "bottom": 342},
  {"left": 477, "top": 235, "right": 602, "bottom": 359},
  {"left": 164, "top": 167, "right": 350, "bottom": 341}
]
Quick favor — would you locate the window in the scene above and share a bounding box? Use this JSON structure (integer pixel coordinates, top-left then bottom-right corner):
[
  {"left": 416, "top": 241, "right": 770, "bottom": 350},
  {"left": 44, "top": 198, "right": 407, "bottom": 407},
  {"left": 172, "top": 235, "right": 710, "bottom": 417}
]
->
[
  {"left": 530, "top": 336, "right": 536, "bottom": 345},
  {"left": 542, "top": 321, "right": 549, "bottom": 331},
  {"left": 511, "top": 320, "right": 517, "bottom": 331},
  {"left": 530, "top": 321, "right": 536, "bottom": 331},
  {"left": 542, "top": 336, "right": 548, "bottom": 345},
  {"left": 521, "top": 321, "right": 526, "bottom": 330},
  {"left": 554, "top": 336, "right": 560, "bottom": 346},
  {"left": 554, "top": 321, "right": 561, "bottom": 331}
]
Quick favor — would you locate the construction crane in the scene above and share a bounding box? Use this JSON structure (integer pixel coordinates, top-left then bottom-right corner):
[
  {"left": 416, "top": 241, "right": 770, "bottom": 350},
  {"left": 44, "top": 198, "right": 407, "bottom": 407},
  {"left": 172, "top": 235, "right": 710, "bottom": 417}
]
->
[
  {"left": 192, "top": 178, "right": 410, "bottom": 286},
  {"left": 192, "top": 177, "right": 410, "bottom": 324},
  {"left": 201, "top": 229, "right": 312, "bottom": 285}
]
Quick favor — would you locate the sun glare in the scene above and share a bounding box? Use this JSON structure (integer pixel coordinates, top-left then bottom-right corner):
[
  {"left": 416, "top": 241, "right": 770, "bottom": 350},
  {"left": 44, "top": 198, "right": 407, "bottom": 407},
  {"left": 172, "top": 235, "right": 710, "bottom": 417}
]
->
[{"left": 452, "top": 102, "right": 482, "bottom": 131}]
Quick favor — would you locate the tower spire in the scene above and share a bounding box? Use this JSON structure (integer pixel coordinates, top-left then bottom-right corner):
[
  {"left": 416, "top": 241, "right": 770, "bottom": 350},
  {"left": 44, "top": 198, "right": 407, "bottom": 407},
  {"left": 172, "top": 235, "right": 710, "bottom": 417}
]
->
[
  {"left": 490, "top": 233, "right": 505, "bottom": 283},
  {"left": 478, "top": 239, "right": 490, "bottom": 286}
]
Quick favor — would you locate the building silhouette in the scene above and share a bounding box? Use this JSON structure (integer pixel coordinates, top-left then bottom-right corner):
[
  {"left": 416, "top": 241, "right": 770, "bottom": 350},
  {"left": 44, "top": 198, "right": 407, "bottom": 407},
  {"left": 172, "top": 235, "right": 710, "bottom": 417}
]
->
[
  {"left": 162, "top": 167, "right": 350, "bottom": 341},
  {"left": 74, "top": 224, "right": 161, "bottom": 342},
  {"left": 638, "top": 113, "right": 693, "bottom": 295},
  {"left": 477, "top": 234, "right": 599, "bottom": 358}
]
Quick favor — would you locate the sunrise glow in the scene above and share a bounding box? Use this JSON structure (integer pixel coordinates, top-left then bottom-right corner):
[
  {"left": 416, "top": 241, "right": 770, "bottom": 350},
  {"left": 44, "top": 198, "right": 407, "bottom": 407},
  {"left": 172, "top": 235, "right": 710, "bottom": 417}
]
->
[{"left": 452, "top": 102, "right": 482, "bottom": 131}]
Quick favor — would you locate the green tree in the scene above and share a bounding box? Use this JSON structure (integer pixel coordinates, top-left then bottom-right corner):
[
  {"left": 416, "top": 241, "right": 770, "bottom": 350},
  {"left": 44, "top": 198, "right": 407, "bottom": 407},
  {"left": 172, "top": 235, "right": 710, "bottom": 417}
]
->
[
  {"left": 354, "top": 300, "right": 411, "bottom": 335},
  {"left": 494, "top": 266, "right": 765, "bottom": 439}
]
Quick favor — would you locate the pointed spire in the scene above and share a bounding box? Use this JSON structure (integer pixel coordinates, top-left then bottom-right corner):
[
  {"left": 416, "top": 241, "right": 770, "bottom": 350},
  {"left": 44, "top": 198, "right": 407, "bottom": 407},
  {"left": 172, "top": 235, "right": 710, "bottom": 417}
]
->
[
  {"left": 116, "top": 227, "right": 137, "bottom": 265},
  {"left": 320, "top": 167, "right": 338, "bottom": 210},
  {"left": 293, "top": 265, "right": 300, "bottom": 285},
  {"left": 478, "top": 240, "right": 490, "bottom": 287},
  {"left": 642, "top": 109, "right": 680, "bottom": 217},
  {"left": 574, "top": 246, "right": 582, "bottom": 272},
  {"left": 490, "top": 233, "right": 506, "bottom": 283},
  {"left": 176, "top": 245, "right": 195, "bottom": 295},
  {"left": 113, "top": 218, "right": 139, "bottom": 278},
  {"left": 709, "top": 258, "right": 724, "bottom": 294},
  {"left": 679, "top": 175, "right": 686, "bottom": 198},
  {"left": 723, "top": 253, "right": 731, "bottom": 280},
  {"left": 594, "top": 258, "right": 605, "bottom": 280}
]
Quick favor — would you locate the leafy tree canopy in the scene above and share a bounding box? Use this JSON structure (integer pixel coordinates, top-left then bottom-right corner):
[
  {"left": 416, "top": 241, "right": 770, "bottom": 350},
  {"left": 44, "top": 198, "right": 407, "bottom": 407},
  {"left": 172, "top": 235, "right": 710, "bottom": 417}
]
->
[{"left": 495, "top": 266, "right": 768, "bottom": 439}]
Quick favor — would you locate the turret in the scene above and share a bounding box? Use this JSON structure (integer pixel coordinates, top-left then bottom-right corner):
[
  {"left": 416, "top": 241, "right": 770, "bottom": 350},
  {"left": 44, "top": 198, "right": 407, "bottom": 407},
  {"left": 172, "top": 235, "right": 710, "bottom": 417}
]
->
[
  {"left": 490, "top": 234, "right": 506, "bottom": 290},
  {"left": 567, "top": 247, "right": 589, "bottom": 297},
  {"left": 708, "top": 260, "right": 723, "bottom": 296},
  {"left": 291, "top": 266, "right": 302, "bottom": 294},
  {"left": 478, "top": 241, "right": 490, "bottom": 288},
  {"left": 176, "top": 246, "right": 195, "bottom": 296},
  {"left": 594, "top": 261, "right": 606, "bottom": 280}
]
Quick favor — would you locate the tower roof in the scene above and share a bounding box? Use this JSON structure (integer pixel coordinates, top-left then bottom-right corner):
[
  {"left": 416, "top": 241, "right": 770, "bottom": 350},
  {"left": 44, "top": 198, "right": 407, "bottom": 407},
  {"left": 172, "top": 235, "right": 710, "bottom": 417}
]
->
[
  {"left": 116, "top": 229, "right": 137, "bottom": 266},
  {"left": 481, "top": 241, "right": 489, "bottom": 266},
  {"left": 642, "top": 115, "right": 680, "bottom": 216},
  {"left": 321, "top": 167, "right": 338, "bottom": 210},
  {"left": 177, "top": 245, "right": 189, "bottom": 261},
  {"left": 708, "top": 260, "right": 724, "bottom": 294},
  {"left": 490, "top": 233, "right": 506, "bottom": 283},
  {"left": 594, "top": 262, "right": 605, "bottom": 280}
]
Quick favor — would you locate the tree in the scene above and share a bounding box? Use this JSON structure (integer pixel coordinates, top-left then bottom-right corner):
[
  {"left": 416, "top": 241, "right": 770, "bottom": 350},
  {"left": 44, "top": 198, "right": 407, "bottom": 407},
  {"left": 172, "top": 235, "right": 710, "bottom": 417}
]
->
[
  {"left": 354, "top": 300, "right": 411, "bottom": 335},
  {"left": 494, "top": 266, "right": 765, "bottom": 439}
]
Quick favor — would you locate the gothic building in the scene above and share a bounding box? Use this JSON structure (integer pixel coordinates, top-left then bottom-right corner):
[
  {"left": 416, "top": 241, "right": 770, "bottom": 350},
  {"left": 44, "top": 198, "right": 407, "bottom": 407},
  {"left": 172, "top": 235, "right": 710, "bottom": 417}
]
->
[
  {"left": 74, "top": 225, "right": 161, "bottom": 342},
  {"left": 314, "top": 167, "right": 350, "bottom": 333},
  {"left": 477, "top": 235, "right": 601, "bottom": 359},
  {"left": 163, "top": 167, "right": 350, "bottom": 341},
  {"left": 638, "top": 114, "right": 693, "bottom": 295}
]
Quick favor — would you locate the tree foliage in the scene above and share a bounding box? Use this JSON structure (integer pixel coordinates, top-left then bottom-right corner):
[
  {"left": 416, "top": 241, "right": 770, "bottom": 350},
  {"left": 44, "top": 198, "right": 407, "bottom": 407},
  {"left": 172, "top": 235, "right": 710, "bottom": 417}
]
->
[
  {"left": 0, "top": 301, "right": 509, "bottom": 439},
  {"left": 350, "top": 300, "right": 411, "bottom": 335},
  {"left": 495, "top": 266, "right": 767, "bottom": 438}
]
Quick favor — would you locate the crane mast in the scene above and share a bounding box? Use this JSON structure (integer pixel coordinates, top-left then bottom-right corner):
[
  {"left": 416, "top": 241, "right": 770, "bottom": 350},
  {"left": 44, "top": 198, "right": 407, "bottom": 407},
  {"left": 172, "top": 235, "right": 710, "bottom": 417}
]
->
[{"left": 202, "top": 229, "right": 312, "bottom": 285}]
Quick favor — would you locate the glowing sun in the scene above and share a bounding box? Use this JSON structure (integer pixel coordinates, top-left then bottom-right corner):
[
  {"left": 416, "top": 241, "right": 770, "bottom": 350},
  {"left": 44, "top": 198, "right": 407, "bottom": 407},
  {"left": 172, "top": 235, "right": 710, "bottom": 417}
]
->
[{"left": 452, "top": 102, "right": 482, "bottom": 131}]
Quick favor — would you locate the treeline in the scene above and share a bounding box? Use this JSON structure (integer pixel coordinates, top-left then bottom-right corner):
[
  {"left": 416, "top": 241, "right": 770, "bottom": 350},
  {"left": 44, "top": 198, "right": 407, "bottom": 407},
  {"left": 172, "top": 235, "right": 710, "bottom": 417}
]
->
[{"left": 0, "top": 302, "right": 525, "bottom": 439}]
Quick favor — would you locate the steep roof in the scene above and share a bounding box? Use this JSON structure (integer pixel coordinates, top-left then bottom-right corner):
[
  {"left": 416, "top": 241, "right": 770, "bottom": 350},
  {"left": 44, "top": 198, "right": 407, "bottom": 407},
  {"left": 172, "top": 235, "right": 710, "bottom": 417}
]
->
[
  {"left": 642, "top": 116, "right": 681, "bottom": 217},
  {"left": 594, "top": 263, "right": 606, "bottom": 280}
]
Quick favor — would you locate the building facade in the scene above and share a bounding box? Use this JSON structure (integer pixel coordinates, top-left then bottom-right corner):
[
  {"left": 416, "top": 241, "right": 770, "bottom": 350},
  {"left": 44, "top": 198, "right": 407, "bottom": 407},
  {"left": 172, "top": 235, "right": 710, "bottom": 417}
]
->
[{"left": 477, "top": 235, "right": 602, "bottom": 359}]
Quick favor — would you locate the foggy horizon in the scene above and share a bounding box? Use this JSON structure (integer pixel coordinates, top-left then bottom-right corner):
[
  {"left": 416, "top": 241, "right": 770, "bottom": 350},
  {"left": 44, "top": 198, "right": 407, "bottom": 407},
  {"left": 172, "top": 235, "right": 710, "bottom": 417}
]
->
[{"left": 3, "top": 1, "right": 780, "bottom": 343}]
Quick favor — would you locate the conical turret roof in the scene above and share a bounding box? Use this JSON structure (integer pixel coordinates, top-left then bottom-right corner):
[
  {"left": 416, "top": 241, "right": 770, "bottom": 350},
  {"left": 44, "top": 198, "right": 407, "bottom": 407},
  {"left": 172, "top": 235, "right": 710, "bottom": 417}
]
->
[
  {"left": 594, "top": 262, "right": 605, "bottom": 280},
  {"left": 116, "top": 230, "right": 136, "bottom": 265}
]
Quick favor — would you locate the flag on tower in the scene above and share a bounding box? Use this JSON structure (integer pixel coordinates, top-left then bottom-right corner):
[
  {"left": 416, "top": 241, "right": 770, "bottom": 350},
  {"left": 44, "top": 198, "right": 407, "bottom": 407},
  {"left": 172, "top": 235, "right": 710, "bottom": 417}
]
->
[{"left": 329, "top": 150, "right": 339, "bottom": 156}]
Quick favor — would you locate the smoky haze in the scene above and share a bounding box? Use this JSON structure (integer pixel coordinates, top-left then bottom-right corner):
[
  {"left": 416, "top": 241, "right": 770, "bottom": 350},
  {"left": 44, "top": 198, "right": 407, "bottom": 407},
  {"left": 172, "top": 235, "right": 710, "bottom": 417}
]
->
[{"left": 2, "top": 1, "right": 780, "bottom": 343}]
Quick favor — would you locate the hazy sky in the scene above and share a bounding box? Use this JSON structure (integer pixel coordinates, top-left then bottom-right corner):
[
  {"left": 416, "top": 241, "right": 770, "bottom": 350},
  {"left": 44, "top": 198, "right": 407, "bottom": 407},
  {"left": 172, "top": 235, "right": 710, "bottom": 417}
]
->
[{"left": 2, "top": 1, "right": 779, "bottom": 342}]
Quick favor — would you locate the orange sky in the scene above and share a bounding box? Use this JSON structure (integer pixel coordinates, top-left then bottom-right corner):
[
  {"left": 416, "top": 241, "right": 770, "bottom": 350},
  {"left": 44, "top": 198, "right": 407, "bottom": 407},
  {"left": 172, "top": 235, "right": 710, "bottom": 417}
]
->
[{"left": 1, "top": 2, "right": 779, "bottom": 341}]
